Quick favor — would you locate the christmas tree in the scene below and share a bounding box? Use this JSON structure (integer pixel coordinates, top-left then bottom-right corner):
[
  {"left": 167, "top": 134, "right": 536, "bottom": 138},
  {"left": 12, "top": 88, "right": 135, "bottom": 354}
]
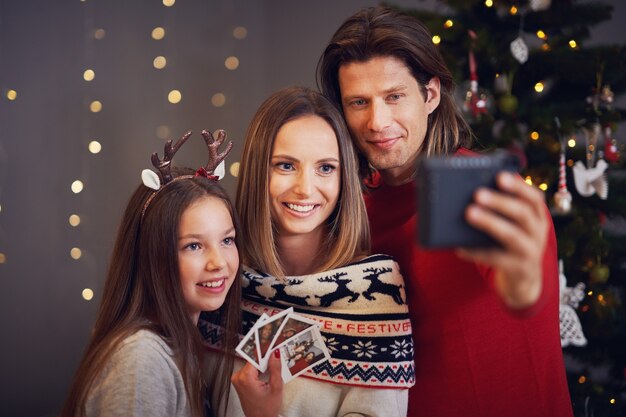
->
[{"left": 391, "top": 0, "right": 626, "bottom": 415}]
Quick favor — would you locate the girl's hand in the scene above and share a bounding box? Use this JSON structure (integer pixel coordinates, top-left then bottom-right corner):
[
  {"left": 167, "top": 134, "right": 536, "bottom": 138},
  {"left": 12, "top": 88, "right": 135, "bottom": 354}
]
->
[{"left": 231, "top": 353, "right": 283, "bottom": 417}]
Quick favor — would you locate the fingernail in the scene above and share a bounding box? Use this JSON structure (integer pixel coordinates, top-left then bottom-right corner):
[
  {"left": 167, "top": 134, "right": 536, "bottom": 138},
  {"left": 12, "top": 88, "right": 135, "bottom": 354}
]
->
[{"left": 273, "top": 350, "right": 280, "bottom": 359}]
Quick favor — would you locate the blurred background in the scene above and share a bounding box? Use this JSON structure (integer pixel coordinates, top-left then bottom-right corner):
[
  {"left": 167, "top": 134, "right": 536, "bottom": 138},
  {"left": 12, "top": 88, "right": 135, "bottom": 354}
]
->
[{"left": 1, "top": 1, "right": 625, "bottom": 416}]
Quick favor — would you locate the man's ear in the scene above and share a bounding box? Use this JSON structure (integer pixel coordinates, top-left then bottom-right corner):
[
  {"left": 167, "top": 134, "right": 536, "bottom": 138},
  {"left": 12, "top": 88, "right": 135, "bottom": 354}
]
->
[{"left": 424, "top": 77, "right": 441, "bottom": 115}]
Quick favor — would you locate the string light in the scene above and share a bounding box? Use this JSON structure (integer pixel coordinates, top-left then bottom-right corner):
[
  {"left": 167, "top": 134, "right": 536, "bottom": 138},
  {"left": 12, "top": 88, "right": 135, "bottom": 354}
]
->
[
  {"left": 536, "top": 30, "right": 547, "bottom": 40},
  {"left": 229, "top": 162, "right": 240, "bottom": 177},
  {"left": 530, "top": 131, "right": 540, "bottom": 141},
  {"left": 153, "top": 56, "right": 167, "bottom": 69},
  {"left": 88, "top": 141, "right": 102, "bottom": 154},
  {"left": 541, "top": 43, "right": 551, "bottom": 52},
  {"left": 539, "top": 183, "right": 548, "bottom": 191},
  {"left": 233, "top": 26, "right": 247, "bottom": 40},
  {"left": 510, "top": 6, "right": 518, "bottom": 15},
  {"left": 432, "top": 35, "right": 441, "bottom": 45},
  {"left": 71, "top": 180, "right": 84, "bottom": 194},
  {"left": 69, "top": 215, "right": 81, "bottom": 227},
  {"left": 152, "top": 27, "right": 166, "bottom": 40},
  {"left": 225, "top": 56, "right": 239, "bottom": 70},
  {"left": 168, "top": 90, "right": 182, "bottom": 104},
  {"left": 211, "top": 93, "right": 226, "bottom": 107},
  {"left": 83, "top": 69, "right": 95, "bottom": 81},
  {"left": 6, "top": 89, "right": 17, "bottom": 100},
  {"left": 89, "top": 100, "right": 102, "bottom": 112},
  {"left": 0, "top": 253, "right": 6, "bottom": 264},
  {"left": 569, "top": 40, "right": 577, "bottom": 49},
  {"left": 568, "top": 138, "right": 576, "bottom": 148},
  {"left": 485, "top": 0, "right": 494, "bottom": 7},
  {"left": 525, "top": 176, "right": 533, "bottom": 185},
  {"left": 567, "top": 159, "right": 574, "bottom": 167},
  {"left": 162, "top": 0, "right": 175, "bottom": 6},
  {"left": 578, "top": 375, "right": 586, "bottom": 384},
  {"left": 93, "top": 28, "right": 106, "bottom": 40},
  {"left": 70, "top": 247, "right": 82, "bottom": 260},
  {"left": 610, "top": 399, "right": 616, "bottom": 405},
  {"left": 82, "top": 288, "right": 94, "bottom": 301},
  {"left": 444, "top": 20, "right": 454, "bottom": 28},
  {"left": 534, "top": 82, "right": 545, "bottom": 93}
]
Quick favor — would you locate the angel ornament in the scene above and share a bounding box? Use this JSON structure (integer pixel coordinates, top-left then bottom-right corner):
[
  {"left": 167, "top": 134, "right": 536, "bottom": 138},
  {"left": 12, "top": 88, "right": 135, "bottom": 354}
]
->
[
  {"left": 558, "top": 260, "right": 587, "bottom": 347},
  {"left": 573, "top": 124, "right": 608, "bottom": 199}
]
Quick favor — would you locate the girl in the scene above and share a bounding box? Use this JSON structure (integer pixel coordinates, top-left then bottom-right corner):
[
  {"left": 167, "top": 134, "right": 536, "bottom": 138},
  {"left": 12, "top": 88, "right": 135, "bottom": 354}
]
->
[
  {"left": 61, "top": 130, "right": 281, "bottom": 417},
  {"left": 229, "top": 87, "right": 415, "bottom": 417}
]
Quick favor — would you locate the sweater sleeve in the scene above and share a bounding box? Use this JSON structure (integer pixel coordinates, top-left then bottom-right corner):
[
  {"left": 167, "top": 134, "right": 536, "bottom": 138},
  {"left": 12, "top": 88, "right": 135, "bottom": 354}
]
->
[{"left": 86, "top": 331, "right": 190, "bottom": 417}]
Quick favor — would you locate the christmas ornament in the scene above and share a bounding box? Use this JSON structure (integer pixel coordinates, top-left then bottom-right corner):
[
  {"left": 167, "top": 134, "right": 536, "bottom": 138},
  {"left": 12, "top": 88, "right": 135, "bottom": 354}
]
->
[
  {"left": 458, "top": 31, "right": 493, "bottom": 121},
  {"left": 559, "top": 260, "right": 587, "bottom": 347},
  {"left": 510, "top": 36, "right": 529, "bottom": 64},
  {"left": 589, "top": 263, "right": 610, "bottom": 284},
  {"left": 603, "top": 125, "right": 620, "bottom": 164},
  {"left": 530, "top": 0, "right": 552, "bottom": 12},
  {"left": 572, "top": 124, "right": 608, "bottom": 199},
  {"left": 553, "top": 118, "right": 572, "bottom": 214}
]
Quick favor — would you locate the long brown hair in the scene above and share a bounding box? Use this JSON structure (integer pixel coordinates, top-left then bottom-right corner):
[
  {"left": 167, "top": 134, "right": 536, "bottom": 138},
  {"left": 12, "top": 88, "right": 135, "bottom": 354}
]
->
[
  {"left": 316, "top": 5, "right": 473, "bottom": 179},
  {"left": 61, "top": 170, "right": 241, "bottom": 417},
  {"left": 236, "top": 86, "right": 370, "bottom": 278}
]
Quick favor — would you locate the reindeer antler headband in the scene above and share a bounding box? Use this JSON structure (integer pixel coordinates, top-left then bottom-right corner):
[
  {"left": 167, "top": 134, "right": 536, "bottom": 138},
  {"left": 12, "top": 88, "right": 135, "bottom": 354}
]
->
[{"left": 140, "top": 129, "right": 233, "bottom": 220}]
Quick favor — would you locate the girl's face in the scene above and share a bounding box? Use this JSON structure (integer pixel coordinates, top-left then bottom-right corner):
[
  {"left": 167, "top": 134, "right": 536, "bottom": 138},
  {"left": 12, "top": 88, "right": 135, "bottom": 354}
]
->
[
  {"left": 268, "top": 114, "right": 341, "bottom": 239},
  {"left": 177, "top": 196, "right": 239, "bottom": 323}
]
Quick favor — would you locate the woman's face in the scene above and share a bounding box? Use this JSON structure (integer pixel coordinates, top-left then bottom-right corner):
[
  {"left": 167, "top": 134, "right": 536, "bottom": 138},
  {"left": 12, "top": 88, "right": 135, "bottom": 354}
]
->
[
  {"left": 177, "top": 196, "right": 239, "bottom": 323},
  {"left": 268, "top": 114, "right": 341, "bottom": 240}
]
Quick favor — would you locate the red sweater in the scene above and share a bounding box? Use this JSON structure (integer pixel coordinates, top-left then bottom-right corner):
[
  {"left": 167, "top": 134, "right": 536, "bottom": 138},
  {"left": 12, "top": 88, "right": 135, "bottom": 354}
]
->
[{"left": 364, "top": 150, "right": 572, "bottom": 417}]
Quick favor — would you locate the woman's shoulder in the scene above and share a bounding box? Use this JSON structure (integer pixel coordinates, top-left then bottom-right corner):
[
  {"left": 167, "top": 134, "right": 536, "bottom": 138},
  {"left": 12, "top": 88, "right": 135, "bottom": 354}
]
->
[{"left": 111, "top": 329, "right": 175, "bottom": 370}]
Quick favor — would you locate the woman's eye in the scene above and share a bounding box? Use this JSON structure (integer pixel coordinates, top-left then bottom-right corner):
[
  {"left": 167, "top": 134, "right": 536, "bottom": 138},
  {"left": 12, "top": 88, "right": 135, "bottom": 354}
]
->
[
  {"left": 223, "top": 237, "right": 236, "bottom": 246},
  {"left": 319, "top": 164, "right": 337, "bottom": 175},
  {"left": 276, "top": 162, "right": 294, "bottom": 171}
]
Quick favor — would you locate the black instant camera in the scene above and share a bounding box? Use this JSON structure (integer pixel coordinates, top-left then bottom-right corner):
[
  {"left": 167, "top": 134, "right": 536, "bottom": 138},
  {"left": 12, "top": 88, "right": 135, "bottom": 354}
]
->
[{"left": 416, "top": 151, "right": 520, "bottom": 249}]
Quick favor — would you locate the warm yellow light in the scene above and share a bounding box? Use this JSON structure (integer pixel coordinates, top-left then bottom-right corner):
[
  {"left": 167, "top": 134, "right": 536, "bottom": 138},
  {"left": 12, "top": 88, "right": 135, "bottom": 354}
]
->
[
  {"left": 168, "top": 90, "right": 182, "bottom": 104},
  {"left": 93, "top": 28, "right": 106, "bottom": 40},
  {"left": 610, "top": 399, "right": 616, "bottom": 405},
  {"left": 156, "top": 125, "right": 171, "bottom": 139},
  {"left": 444, "top": 20, "right": 454, "bottom": 28},
  {"left": 539, "top": 183, "right": 548, "bottom": 191},
  {"left": 233, "top": 26, "right": 247, "bottom": 40},
  {"left": 70, "top": 247, "right": 82, "bottom": 260},
  {"left": 568, "top": 139, "right": 576, "bottom": 148},
  {"left": 225, "top": 56, "right": 239, "bottom": 70},
  {"left": 569, "top": 40, "right": 577, "bottom": 48},
  {"left": 152, "top": 27, "right": 165, "bottom": 40},
  {"left": 598, "top": 294, "right": 605, "bottom": 301},
  {"left": 578, "top": 376, "right": 586, "bottom": 384},
  {"left": 163, "top": 0, "right": 175, "bottom": 6},
  {"left": 0, "top": 253, "right": 6, "bottom": 264},
  {"left": 432, "top": 35, "right": 441, "bottom": 45},
  {"left": 536, "top": 30, "right": 547, "bottom": 39},
  {"left": 212, "top": 93, "right": 226, "bottom": 107},
  {"left": 82, "top": 288, "right": 94, "bottom": 301},
  {"left": 88, "top": 141, "right": 102, "bottom": 154},
  {"left": 510, "top": 6, "right": 518, "bottom": 15},
  {"left": 153, "top": 56, "right": 167, "bottom": 69},
  {"left": 541, "top": 43, "right": 551, "bottom": 51},
  {"left": 69, "top": 214, "right": 81, "bottom": 227},
  {"left": 485, "top": 0, "right": 494, "bottom": 7},
  {"left": 534, "top": 82, "right": 544, "bottom": 93},
  {"left": 83, "top": 69, "right": 95, "bottom": 81},
  {"left": 567, "top": 159, "right": 574, "bottom": 167},
  {"left": 90, "top": 100, "right": 102, "bottom": 112},
  {"left": 230, "top": 162, "right": 240, "bottom": 177},
  {"left": 6, "top": 89, "right": 17, "bottom": 100},
  {"left": 525, "top": 176, "right": 533, "bottom": 185},
  {"left": 530, "top": 131, "right": 540, "bottom": 141},
  {"left": 71, "top": 180, "right": 84, "bottom": 194}
]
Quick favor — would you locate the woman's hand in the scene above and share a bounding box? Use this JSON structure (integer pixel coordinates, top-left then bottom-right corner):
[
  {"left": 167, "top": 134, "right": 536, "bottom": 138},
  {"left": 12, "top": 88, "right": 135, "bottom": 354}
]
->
[{"left": 231, "top": 352, "right": 283, "bottom": 417}]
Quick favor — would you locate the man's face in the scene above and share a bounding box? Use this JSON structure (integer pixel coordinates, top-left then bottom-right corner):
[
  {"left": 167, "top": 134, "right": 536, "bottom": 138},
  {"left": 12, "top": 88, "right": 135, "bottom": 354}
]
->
[{"left": 338, "top": 55, "right": 440, "bottom": 185}]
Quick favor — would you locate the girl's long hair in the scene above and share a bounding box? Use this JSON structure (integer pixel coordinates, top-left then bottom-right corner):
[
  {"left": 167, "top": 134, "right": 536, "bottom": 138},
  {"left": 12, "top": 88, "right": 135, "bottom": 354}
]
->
[{"left": 61, "top": 172, "right": 241, "bottom": 417}]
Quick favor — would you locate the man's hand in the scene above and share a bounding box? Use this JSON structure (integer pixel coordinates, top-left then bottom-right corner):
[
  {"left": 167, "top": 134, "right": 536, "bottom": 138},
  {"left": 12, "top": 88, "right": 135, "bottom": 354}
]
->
[
  {"left": 231, "top": 353, "right": 283, "bottom": 417},
  {"left": 457, "top": 172, "right": 548, "bottom": 309}
]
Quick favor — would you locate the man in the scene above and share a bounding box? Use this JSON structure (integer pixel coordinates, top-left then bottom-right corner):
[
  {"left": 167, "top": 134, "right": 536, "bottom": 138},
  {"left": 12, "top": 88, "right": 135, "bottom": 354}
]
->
[{"left": 317, "top": 6, "right": 572, "bottom": 417}]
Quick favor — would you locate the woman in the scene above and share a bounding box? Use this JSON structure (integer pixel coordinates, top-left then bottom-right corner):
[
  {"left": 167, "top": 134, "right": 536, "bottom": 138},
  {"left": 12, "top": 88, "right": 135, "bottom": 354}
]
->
[{"left": 230, "top": 87, "right": 414, "bottom": 417}]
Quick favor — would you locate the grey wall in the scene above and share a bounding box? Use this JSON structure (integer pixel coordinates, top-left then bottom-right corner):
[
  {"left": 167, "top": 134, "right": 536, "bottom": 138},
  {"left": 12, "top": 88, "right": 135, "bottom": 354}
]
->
[{"left": 0, "top": 1, "right": 624, "bottom": 416}]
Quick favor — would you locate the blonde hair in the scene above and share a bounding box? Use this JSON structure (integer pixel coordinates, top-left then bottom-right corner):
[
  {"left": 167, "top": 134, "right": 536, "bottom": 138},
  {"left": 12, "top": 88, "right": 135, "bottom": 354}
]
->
[{"left": 236, "top": 87, "right": 370, "bottom": 277}]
